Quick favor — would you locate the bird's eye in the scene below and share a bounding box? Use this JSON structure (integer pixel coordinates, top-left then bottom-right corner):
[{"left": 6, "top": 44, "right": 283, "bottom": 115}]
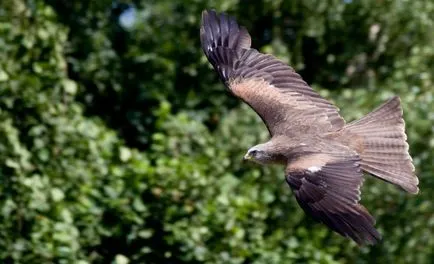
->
[{"left": 250, "top": 150, "right": 258, "bottom": 156}]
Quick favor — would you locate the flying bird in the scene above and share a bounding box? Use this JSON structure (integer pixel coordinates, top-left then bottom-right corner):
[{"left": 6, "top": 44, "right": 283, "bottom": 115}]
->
[{"left": 200, "top": 9, "right": 419, "bottom": 245}]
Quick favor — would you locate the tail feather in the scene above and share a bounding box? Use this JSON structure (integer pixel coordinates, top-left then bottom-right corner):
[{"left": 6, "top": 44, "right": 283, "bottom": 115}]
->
[{"left": 344, "top": 96, "right": 419, "bottom": 194}]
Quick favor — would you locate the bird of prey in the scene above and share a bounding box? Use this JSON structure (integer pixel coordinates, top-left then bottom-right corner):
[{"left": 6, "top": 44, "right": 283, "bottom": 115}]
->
[{"left": 200, "top": 9, "right": 419, "bottom": 245}]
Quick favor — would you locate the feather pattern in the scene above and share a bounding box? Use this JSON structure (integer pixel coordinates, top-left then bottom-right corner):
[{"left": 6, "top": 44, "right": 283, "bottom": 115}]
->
[
  {"left": 343, "top": 96, "right": 418, "bottom": 194},
  {"left": 286, "top": 155, "right": 381, "bottom": 245},
  {"left": 200, "top": 10, "right": 345, "bottom": 136}
]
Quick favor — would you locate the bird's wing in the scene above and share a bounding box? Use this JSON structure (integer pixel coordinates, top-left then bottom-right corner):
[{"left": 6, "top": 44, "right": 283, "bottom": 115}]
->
[
  {"left": 285, "top": 152, "right": 381, "bottom": 245},
  {"left": 200, "top": 10, "right": 345, "bottom": 136}
]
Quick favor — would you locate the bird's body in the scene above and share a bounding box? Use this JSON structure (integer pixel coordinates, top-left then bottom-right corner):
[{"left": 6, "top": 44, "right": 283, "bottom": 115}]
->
[
  {"left": 245, "top": 134, "right": 349, "bottom": 164},
  {"left": 200, "top": 9, "right": 419, "bottom": 245}
]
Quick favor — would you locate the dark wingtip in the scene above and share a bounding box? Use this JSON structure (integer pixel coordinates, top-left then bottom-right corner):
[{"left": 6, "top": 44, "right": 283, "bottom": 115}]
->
[
  {"left": 201, "top": 9, "right": 214, "bottom": 25},
  {"left": 200, "top": 9, "right": 251, "bottom": 53},
  {"left": 201, "top": 9, "right": 216, "bottom": 18},
  {"left": 359, "top": 232, "right": 382, "bottom": 246}
]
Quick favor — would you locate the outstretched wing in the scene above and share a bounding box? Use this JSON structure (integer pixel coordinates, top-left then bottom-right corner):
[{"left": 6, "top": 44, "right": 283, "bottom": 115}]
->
[
  {"left": 200, "top": 10, "right": 345, "bottom": 136},
  {"left": 285, "top": 153, "right": 381, "bottom": 245}
]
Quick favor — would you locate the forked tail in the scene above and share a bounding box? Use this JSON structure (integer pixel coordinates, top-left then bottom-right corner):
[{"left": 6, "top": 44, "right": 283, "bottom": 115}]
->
[{"left": 344, "top": 96, "right": 419, "bottom": 194}]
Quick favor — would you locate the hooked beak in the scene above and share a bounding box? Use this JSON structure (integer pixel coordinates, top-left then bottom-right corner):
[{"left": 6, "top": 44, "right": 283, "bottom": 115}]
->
[{"left": 243, "top": 153, "right": 252, "bottom": 161}]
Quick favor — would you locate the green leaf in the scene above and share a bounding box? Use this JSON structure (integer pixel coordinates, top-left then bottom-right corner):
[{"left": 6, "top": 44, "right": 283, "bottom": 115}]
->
[{"left": 62, "top": 79, "right": 78, "bottom": 94}]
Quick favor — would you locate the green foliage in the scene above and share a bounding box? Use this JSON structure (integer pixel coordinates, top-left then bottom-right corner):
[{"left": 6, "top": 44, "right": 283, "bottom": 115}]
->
[{"left": 0, "top": 0, "right": 433, "bottom": 263}]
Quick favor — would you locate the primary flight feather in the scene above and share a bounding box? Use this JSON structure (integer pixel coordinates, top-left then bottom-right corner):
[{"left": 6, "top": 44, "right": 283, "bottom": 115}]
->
[{"left": 200, "top": 9, "right": 419, "bottom": 245}]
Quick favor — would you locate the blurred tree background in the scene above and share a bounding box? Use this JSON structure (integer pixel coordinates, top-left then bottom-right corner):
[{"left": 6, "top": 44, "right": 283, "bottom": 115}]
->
[{"left": 0, "top": 0, "right": 433, "bottom": 263}]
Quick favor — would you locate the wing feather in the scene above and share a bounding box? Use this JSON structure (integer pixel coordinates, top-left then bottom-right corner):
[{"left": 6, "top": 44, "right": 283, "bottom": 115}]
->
[
  {"left": 286, "top": 154, "right": 381, "bottom": 245},
  {"left": 200, "top": 10, "right": 345, "bottom": 135}
]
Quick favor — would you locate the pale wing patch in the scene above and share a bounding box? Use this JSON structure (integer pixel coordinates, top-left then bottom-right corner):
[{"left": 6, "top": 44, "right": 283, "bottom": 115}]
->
[
  {"left": 229, "top": 78, "right": 338, "bottom": 135},
  {"left": 230, "top": 78, "right": 287, "bottom": 106},
  {"left": 308, "top": 166, "right": 322, "bottom": 173},
  {"left": 286, "top": 153, "right": 335, "bottom": 173}
]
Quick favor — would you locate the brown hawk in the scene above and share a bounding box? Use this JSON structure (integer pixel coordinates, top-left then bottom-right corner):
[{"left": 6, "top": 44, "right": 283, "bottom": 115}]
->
[{"left": 200, "top": 9, "right": 418, "bottom": 245}]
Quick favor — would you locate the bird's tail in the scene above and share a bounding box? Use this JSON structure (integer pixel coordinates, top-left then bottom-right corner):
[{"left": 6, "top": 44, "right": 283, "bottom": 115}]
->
[{"left": 343, "top": 96, "right": 419, "bottom": 193}]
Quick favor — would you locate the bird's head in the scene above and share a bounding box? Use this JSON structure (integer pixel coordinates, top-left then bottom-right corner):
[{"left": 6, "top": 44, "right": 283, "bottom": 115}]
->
[{"left": 243, "top": 145, "right": 274, "bottom": 165}]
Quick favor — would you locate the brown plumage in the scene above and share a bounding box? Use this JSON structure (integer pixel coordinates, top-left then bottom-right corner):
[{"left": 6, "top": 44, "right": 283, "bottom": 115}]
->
[{"left": 200, "top": 9, "right": 419, "bottom": 245}]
